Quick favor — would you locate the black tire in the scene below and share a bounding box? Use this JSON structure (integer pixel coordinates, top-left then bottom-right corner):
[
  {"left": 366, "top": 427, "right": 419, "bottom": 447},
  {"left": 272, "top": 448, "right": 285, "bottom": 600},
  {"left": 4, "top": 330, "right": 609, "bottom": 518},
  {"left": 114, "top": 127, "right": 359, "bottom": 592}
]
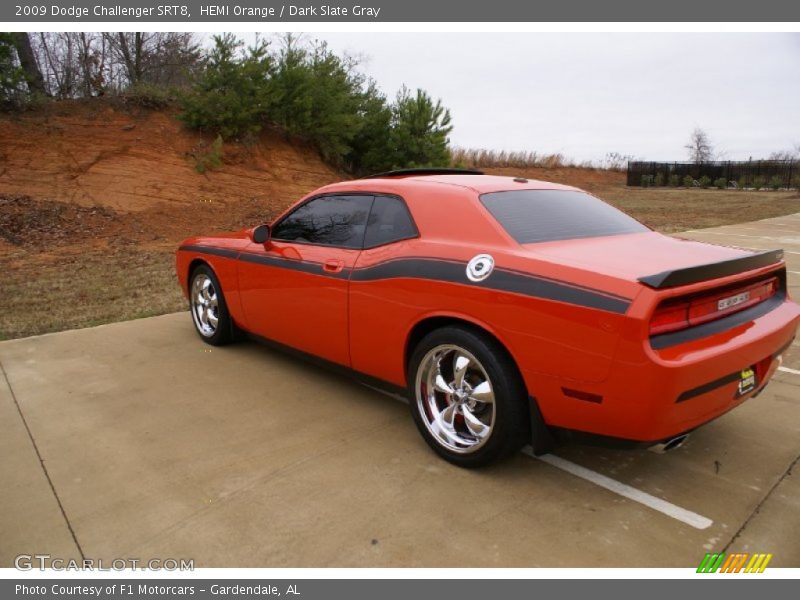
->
[
  {"left": 407, "top": 325, "right": 530, "bottom": 468},
  {"left": 188, "top": 264, "right": 234, "bottom": 346}
]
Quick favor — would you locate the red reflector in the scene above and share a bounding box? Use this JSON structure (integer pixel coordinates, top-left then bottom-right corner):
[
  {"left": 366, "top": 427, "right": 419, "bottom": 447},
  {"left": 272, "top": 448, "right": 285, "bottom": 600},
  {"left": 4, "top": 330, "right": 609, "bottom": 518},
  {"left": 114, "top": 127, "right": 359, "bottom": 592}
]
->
[
  {"left": 562, "top": 388, "right": 603, "bottom": 403},
  {"left": 650, "top": 277, "right": 778, "bottom": 337}
]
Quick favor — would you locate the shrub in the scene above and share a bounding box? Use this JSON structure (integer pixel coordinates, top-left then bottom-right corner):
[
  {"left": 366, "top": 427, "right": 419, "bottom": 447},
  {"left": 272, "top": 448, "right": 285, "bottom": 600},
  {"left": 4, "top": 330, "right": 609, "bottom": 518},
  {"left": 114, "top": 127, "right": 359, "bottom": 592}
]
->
[
  {"left": 179, "top": 34, "right": 454, "bottom": 174},
  {"left": 768, "top": 175, "right": 783, "bottom": 191},
  {"left": 179, "top": 34, "right": 273, "bottom": 140},
  {"left": 738, "top": 176, "right": 748, "bottom": 189},
  {"left": 385, "top": 86, "right": 452, "bottom": 170},
  {"left": 641, "top": 174, "right": 653, "bottom": 187},
  {"left": 654, "top": 172, "right": 665, "bottom": 187},
  {"left": 193, "top": 135, "right": 223, "bottom": 174},
  {"left": 698, "top": 175, "right": 712, "bottom": 188},
  {"left": 752, "top": 176, "right": 766, "bottom": 190},
  {"left": 683, "top": 175, "right": 695, "bottom": 187},
  {"left": 266, "top": 39, "right": 365, "bottom": 164},
  {"left": 714, "top": 177, "right": 727, "bottom": 189},
  {"left": 669, "top": 174, "right": 680, "bottom": 187},
  {"left": 120, "top": 82, "right": 176, "bottom": 109},
  {"left": 346, "top": 82, "right": 393, "bottom": 174}
]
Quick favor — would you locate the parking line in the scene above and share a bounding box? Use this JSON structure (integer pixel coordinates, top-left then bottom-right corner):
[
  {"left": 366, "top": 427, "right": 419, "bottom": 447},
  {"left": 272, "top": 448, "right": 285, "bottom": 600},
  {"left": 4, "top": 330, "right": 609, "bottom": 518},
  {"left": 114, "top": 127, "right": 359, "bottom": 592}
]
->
[
  {"left": 375, "top": 380, "right": 724, "bottom": 530},
  {"left": 524, "top": 449, "right": 714, "bottom": 530},
  {"left": 778, "top": 366, "right": 800, "bottom": 375}
]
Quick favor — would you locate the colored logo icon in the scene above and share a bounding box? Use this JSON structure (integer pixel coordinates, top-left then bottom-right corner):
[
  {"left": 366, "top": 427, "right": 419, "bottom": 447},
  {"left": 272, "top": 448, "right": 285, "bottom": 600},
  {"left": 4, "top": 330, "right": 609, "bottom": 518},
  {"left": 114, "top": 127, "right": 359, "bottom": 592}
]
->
[{"left": 697, "top": 552, "right": 772, "bottom": 573}]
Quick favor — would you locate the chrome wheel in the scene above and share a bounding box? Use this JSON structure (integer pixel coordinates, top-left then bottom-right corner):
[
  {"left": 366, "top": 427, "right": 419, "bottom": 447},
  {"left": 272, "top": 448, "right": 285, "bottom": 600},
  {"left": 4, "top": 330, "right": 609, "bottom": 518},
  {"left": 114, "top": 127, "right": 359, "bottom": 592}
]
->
[
  {"left": 415, "top": 344, "right": 496, "bottom": 454},
  {"left": 191, "top": 273, "right": 219, "bottom": 337}
]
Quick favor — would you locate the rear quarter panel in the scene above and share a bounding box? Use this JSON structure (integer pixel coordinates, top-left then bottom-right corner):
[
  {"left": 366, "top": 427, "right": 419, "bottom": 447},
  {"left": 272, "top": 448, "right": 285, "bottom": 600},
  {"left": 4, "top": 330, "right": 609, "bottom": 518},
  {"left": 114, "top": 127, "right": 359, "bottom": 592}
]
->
[{"left": 348, "top": 185, "right": 642, "bottom": 389}]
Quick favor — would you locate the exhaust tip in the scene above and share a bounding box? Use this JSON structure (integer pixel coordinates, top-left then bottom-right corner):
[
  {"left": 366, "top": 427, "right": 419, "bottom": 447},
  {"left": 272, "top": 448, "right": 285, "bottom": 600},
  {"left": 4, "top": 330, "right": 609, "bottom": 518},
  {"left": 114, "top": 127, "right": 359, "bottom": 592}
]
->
[{"left": 649, "top": 434, "right": 689, "bottom": 454}]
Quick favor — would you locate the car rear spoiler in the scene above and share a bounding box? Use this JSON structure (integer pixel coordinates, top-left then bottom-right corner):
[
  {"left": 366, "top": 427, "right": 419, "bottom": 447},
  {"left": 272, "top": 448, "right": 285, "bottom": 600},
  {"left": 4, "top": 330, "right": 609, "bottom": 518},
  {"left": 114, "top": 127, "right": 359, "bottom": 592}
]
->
[{"left": 638, "top": 249, "right": 784, "bottom": 289}]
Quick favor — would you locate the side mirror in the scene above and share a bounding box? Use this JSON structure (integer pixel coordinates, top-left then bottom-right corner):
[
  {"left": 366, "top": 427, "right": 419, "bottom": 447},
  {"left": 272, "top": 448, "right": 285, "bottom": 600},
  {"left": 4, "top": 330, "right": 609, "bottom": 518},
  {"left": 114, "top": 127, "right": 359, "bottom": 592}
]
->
[{"left": 250, "top": 224, "right": 271, "bottom": 245}]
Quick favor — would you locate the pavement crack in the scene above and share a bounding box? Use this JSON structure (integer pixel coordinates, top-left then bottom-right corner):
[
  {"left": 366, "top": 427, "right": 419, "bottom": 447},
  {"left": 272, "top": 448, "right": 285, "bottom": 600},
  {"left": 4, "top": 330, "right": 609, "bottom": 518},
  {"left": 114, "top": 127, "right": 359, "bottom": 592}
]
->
[
  {"left": 0, "top": 359, "right": 86, "bottom": 561},
  {"left": 721, "top": 451, "right": 799, "bottom": 553}
]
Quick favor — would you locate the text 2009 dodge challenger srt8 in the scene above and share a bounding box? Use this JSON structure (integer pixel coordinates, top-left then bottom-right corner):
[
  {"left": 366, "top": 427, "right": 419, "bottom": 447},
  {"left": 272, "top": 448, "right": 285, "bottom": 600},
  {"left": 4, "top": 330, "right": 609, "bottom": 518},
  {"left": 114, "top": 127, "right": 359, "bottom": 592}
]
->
[{"left": 176, "top": 169, "right": 800, "bottom": 467}]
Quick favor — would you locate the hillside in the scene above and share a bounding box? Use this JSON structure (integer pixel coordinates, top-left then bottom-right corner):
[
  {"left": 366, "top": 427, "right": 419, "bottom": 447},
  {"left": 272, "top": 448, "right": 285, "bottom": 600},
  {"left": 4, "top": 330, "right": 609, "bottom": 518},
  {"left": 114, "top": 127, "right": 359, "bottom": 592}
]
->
[{"left": 0, "top": 99, "right": 342, "bottom": 255}]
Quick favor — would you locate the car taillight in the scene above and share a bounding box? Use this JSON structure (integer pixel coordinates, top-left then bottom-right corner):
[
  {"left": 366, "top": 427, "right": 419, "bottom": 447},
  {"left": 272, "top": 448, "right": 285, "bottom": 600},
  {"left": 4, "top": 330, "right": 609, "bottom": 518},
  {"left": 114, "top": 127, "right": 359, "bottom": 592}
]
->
[
  {"left": 650, "top": 302, "right": 690, "bottom": 335},
  {"left": 650, "top": 276, "right": 778, "bottom": 337}
]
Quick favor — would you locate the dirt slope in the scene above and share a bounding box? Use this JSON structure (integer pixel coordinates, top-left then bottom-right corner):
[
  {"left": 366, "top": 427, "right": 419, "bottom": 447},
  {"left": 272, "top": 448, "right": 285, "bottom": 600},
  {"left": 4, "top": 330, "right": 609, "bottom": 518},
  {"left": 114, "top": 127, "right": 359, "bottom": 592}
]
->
[
  {"left": 0, "top": 100, "right": 631, "bottom": 254},
  {"left": 0, "top": 101, "right": 628, "bottom": 260},
  {"left": 0, "top": 100, "right": 341, "bottom": 211}
]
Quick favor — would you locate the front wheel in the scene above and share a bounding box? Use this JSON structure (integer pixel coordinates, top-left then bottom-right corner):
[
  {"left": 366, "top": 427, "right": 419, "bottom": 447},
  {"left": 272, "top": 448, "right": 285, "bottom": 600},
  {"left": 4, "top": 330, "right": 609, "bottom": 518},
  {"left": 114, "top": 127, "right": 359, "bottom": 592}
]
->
[
  {"left": 189, "top": 264, "right": 233, "bottom": 346},
  {"left": 408, "top": 326, "right": 530, "bottom": 468}
]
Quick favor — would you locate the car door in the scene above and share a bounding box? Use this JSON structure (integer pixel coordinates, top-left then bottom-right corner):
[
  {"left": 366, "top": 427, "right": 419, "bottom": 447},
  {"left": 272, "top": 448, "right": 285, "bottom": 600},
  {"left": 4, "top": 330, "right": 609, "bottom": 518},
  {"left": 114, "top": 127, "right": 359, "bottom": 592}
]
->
[
  {"left": 349, "top": 195, "right": 421, "bottom": 382},
  {"left": 238, "top": 194, "right": 374, "bottom": 366}
]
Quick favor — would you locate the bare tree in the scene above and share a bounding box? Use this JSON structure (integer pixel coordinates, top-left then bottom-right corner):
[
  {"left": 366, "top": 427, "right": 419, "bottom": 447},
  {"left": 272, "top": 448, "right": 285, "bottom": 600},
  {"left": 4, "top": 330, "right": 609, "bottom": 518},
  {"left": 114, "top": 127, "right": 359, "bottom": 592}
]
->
[
  {"left": 22, "top": 32, "right": 201, "bottom": 99},
  {"left": 685, "top": 128, "right": 714, "bottom": 163},
  {"left": 769, "top": 147, "right": 800, "bottom": 161},
  {"left": 11, "top": 33, "right": 46, "bottom": 95},
  {"left": 33, "top": 32, "right": 81, "bottom": 98},
  {"left": 76, "top": 32, "right": 106, "bottom": 96},
  {"left": 103, "top": 32, "right": 202, "bottom": 88}
]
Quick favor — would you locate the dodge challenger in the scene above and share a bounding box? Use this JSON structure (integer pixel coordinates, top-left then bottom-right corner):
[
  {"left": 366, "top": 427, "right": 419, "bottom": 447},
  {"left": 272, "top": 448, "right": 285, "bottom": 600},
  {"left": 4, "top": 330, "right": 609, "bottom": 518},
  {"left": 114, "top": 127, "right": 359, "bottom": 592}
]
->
[{"left": 176, "top": 169, "right": 799, "bottom": 467}]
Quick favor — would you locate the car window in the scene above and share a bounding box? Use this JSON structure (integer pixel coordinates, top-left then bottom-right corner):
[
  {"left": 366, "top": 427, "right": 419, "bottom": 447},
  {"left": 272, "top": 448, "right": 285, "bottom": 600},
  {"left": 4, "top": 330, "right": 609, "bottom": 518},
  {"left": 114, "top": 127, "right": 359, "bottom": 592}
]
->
[
  {"left": 272, "top": 195, "right": 374, "bottom": 248},
  {"left": 479, "top": 189, "right": 648, "bottom": 244},
  {"left": 363, "top": 195, "right": 418, "bottom": 248}
]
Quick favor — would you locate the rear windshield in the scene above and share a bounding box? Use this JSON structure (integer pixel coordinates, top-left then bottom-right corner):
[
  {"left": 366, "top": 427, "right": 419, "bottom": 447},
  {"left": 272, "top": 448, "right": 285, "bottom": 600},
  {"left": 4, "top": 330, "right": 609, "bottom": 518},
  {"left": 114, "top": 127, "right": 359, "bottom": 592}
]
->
[{"left": 480, "top": 189, "right": 648, "bottom": 244}]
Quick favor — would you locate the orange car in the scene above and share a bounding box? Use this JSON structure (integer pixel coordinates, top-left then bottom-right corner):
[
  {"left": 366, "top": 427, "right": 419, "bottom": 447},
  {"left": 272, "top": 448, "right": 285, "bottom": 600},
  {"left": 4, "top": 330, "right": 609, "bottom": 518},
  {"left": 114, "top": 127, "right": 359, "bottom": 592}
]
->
[{"left": 176, "top": 169, "right": 799, "bottom": 467}]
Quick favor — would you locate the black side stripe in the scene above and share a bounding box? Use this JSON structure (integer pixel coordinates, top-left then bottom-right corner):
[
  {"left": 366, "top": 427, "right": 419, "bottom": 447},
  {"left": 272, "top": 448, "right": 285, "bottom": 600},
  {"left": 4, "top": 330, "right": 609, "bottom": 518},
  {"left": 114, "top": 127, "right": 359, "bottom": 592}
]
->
[
  {"left": 179, "top": 245, "right": 632, "bottom": 314},
  {"left": 350, "top": 257, "right": 630, "bottom": 314},
  {"left": 349, "top": 255, "right": 632, "bottom": 303},
  {"left": 181, "top": 245, "right": 238, "bottom": 259},
  {"left": 676, "top": 371, "right": 742, "bottom": 403},
  {"left": 238, "top": 251, "right": 351, "bottom": 279}
]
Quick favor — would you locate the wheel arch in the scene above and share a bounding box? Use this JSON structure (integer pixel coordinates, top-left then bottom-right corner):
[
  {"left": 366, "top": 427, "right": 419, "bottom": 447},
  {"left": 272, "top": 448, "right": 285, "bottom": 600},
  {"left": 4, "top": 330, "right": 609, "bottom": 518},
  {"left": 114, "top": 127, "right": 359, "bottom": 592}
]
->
[
  {"left": 403, "top": 313, "right": 554, "bottom": 456},
  {"left": 188, "top": 257, "right": 212, "bottom": 281},
  {"left": 403, "top": 314, "right": 556, "bottom": 456},
  {"left": 403, "top": 313, "right": 523, "bottom": 390}
]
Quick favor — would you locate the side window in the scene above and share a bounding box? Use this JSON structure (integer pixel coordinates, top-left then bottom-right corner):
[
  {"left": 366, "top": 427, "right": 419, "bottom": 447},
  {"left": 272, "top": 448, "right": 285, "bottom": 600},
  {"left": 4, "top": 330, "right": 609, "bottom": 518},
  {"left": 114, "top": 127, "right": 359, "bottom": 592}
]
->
[
  {"left": 363, "top": 195, "right": 418, "bottom": 248},
  {"left": 272, "top": 195, "right": 374, "bottom": 249}
]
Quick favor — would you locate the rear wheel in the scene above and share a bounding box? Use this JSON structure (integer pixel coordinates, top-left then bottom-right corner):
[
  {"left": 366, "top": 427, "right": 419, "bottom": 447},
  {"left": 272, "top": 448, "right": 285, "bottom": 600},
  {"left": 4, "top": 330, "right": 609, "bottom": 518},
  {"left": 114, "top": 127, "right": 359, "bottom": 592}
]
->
[
  {"left": 189, "top": 265, "right": 233, "bottom": 346},
  {"left": 408, "top": 326, "right": 530, "bottom": 467}
]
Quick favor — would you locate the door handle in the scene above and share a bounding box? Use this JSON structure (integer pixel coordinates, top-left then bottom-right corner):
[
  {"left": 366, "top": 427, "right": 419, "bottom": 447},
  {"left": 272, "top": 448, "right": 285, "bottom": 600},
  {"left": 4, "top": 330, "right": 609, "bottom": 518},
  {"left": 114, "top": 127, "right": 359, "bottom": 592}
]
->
[{"left": 323, "top": 259, "right": 344, "bottom": 273}]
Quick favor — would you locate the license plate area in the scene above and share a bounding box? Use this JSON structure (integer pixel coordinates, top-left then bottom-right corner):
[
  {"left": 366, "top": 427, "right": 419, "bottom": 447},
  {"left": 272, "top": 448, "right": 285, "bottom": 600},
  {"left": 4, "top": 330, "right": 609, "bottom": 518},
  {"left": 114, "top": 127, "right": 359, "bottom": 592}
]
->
[{"left": 736, "top": 367, "right": 757, "bottom": 397}]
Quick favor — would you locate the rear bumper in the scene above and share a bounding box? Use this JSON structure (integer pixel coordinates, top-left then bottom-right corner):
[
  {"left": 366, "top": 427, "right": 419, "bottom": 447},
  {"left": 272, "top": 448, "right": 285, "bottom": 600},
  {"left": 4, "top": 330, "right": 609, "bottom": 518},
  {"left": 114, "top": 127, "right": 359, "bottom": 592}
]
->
[{"left": 532, "top": 298, "right": 800, "bottom": 443}]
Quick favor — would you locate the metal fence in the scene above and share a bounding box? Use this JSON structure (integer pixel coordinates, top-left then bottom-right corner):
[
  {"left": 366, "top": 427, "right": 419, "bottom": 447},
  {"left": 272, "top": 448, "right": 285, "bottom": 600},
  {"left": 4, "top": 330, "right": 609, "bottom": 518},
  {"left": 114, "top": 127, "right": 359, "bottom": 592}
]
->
[{"left": 626, "top": 160, "right": 799, "bottom": 189}]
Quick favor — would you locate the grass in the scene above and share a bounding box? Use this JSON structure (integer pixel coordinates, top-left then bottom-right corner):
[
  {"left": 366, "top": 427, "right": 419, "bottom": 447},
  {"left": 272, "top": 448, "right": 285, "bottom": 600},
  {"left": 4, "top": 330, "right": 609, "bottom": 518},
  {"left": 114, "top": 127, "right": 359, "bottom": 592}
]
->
[
  {"left": 597, "top": 188, "right": 800, "bottom": 233},
  {"left": 0, "top": 248, "right": 185, "bottom": 340},
  {"left": 1, "top": 188, "right": 798, "bottom": 341}
]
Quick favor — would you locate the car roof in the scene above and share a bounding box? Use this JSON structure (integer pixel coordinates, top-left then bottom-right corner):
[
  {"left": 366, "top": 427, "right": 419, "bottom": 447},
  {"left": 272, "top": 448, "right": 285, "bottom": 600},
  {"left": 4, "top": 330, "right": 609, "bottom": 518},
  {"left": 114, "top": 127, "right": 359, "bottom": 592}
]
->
[{"left": 318, "top": 174, "right": 579, "bottom": 195}]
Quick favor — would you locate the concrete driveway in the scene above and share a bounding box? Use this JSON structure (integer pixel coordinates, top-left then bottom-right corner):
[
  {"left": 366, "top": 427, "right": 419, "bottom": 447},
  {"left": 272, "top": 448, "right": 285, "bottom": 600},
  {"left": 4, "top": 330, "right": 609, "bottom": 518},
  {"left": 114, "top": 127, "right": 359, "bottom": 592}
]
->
[{"left": 2, "top": 214, "right": 799, "bottom": 568}]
